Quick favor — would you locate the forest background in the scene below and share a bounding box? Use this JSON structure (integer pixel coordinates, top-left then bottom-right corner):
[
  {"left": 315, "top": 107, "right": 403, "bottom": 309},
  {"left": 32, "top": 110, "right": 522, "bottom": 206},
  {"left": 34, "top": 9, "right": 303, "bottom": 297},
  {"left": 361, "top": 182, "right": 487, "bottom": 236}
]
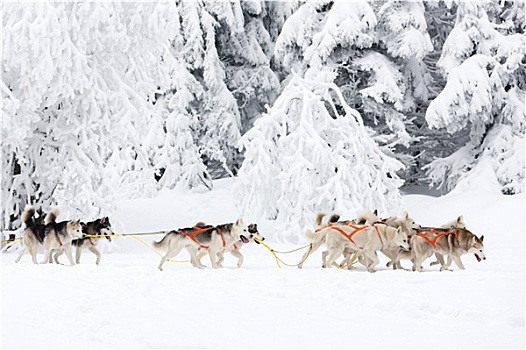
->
[{"left": 2, "top": 1, "right": 524, "bottom": 241}]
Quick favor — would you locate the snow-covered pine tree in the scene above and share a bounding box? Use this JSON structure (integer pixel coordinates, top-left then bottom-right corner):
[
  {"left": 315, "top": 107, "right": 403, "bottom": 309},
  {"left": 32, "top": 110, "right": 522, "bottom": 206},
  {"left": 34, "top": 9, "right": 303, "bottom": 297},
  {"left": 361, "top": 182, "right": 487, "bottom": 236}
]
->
[
  {"left": 236, "top": 72, "right": 404, "bottom": 243},
  {"left": 1, "top": 2, "right": 178, "bottom": 226},
  {"left": 273, "top": 0, "right": 434, "bottom": 185},
  {"left": 425, "top": 1, "right": 525, "bottom": 194}
]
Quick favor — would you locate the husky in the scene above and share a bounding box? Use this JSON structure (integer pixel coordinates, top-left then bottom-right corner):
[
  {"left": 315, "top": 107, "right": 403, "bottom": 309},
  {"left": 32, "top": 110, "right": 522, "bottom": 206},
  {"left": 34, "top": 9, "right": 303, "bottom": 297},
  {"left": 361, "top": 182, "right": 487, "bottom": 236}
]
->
[
  {"left": 15, "top": 205, "right": 83, "bottom": 265},
  {"left": 409, "top": 227, "right": 485, "bottom": 272},
  {"left": 297, "top": 211, "right": 343, "bottom": 269},
  {"left": 429, "top": 215, "right": 467, "bottom": 267},
  {"left": 298, "top": 210, "right": 379, "bottom": 269},
  {"left": 152, "top": 218, "right": 253, "bottom": 271},
  {"left": 195, "top": 222, "right": 265, "bottom": 268},
  {"left": 320, "top": 220, "right": 411, "bottom": 273},
  {"left": 53, "top": 217, "right": 114, "bottom": 265},
  {"left": 379, "top": 212, "right": 421, "bottom": 269},
  {"left": 15, "top": 205, "right": 47, "bottom": 264}
]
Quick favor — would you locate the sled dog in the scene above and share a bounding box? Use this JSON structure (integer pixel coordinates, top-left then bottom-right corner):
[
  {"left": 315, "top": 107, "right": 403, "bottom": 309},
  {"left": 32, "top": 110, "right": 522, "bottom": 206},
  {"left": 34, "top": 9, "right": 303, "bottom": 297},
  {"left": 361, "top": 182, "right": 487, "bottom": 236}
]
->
[
  {"left": 320, "top": 220, "right": 411, "bottom": 273},
  {"left": 152, "top": 218, "right": 254, "bottom": 271},
  {"left": 429, "top": 215, "right": 467, "bottom": 267},
  {"left": 391, "top": 216, "right": 471, "bottom": 271},
  {"left": 195, "top": 222, "right": 265, "bottom": 268},
  {"left": 378, "top": 212, "right": 421, "bottom": 269},
  {"left": 298, "top": 210, "right": 378, "bottom": 269},
  {"left": 396, "top": 226, "right": 485, "bottom": 272},
  {"left": 53, "top": 217, "right": 114, "bottom": 265},
  {"left": 15, "top": 205, "right": 47, "bottom": 264},
  {"left": 15, "top": 205, "right": 83, "bottom": 265}
]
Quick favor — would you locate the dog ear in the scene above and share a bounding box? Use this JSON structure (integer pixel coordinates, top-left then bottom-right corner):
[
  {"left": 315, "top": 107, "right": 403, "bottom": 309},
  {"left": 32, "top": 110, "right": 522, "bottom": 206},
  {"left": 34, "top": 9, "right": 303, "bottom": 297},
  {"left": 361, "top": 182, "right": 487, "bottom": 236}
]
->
[
  {"left": 480, "top": 235, "right": 484, "bottom": 242},
  {"left": 457, "top": 215, "right": 464, "bottom": 224},
  {"left": 403, "top": 211, "right": 409, "bottom": 219},
  {"left": 236, "top": 218, "right": 244, "bottom": 226},
  {"left": 373, "top": 209, "right": 378, "bottom": 216}
]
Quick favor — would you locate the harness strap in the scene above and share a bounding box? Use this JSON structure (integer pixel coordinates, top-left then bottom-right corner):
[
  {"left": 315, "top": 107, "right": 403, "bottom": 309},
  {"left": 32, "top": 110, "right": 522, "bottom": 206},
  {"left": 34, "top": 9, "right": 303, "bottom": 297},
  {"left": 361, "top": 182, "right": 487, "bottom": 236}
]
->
[
  {"left": 56, "top": 232, "right": 63, "bottom": 246},
  {"left": 178, "top": 226, "right": 226, "bottom": 250},
  {"left": 417, "top": 228, "right": 458, "bottom": 248},
  {"left": 329, "top": 224, "right": 368, "bottom": 249},
  {"left": 373, "top": 225, "right": 384, "bottom": 247}
]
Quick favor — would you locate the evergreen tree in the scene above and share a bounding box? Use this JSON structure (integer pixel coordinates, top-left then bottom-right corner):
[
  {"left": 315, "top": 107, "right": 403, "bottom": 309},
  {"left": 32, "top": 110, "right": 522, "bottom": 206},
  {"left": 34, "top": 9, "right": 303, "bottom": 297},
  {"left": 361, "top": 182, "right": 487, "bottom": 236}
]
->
[{"left": 425, "top": 1, "right": 525, "bottom": 194}]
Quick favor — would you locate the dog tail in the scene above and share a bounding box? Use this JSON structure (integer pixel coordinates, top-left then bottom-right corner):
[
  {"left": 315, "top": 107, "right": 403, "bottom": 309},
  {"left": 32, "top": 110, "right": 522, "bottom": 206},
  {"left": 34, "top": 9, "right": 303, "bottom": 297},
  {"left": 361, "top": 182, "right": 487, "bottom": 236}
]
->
[
  {"left": 305, "top": 228, "right": 326, "bottom": 243},
  {"left": 21, "top": 205, "right": 36, "bottom": 227},
  {"left": 314, "top": 212, "right": 326, "bottom": 227},
  {"left": 45, "top": 207, "right": 60, "bottom": 225},
  {"left": 152, "top": 232, "right": 173, "bottom": 251}
]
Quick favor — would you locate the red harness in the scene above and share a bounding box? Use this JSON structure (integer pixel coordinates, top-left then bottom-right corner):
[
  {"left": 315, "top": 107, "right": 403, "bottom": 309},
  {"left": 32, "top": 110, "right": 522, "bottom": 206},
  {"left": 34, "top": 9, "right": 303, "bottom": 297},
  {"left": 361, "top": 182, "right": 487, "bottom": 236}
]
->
[
  {"left": 416, "top": 228, "right": 458, "bottom": 247},
  {"left": 318, "top": 223, "right": 384, "bottom": 249},
  {"left": 177, "top": 226, "right": 225, "bottom": 250}
]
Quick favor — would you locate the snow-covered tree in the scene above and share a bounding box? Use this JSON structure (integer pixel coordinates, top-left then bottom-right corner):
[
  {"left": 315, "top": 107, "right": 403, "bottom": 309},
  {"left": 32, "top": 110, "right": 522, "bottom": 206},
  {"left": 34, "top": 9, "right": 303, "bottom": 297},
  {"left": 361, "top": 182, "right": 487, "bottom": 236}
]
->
[
  {"left": 425, "top": 1, "right": 525, "bottom": 194},
  {"left": 236, "top": 73, "right": 404, "bottom": 243},
  {"left": 1, "top": 2, "right": 178, "bottom": 227},
  {"left": 273, "top": 0, "right": 435, "bottom": 183}
]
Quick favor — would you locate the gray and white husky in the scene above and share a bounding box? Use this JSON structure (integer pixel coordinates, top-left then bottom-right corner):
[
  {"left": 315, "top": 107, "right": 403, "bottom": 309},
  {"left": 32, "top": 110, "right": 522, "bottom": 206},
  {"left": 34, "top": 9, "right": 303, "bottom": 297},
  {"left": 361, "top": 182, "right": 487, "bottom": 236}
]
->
[
  {"left": 152, "top": 218, "right": 254, "bottom": 271},
  {"left": 15, "top": 205, "right": 83, "bottom": 265},
  {"left": 195, "top": 222, "right": 265, "bottom": 268}
]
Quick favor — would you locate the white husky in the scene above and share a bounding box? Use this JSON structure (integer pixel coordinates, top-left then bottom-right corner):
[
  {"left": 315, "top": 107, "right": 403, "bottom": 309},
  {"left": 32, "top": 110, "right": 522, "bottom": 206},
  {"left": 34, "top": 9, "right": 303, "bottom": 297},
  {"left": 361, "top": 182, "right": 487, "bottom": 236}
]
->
[{"left": 298, "top": 210, "right": 378, "bottom": 269}]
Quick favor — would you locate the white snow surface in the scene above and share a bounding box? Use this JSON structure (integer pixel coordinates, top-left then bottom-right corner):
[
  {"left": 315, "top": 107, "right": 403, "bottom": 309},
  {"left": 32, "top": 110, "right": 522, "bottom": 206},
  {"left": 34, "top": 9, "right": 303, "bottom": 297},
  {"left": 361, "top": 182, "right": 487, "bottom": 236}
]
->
[{"left": 2, "top": 177, "right": 524, "bottom": 349}]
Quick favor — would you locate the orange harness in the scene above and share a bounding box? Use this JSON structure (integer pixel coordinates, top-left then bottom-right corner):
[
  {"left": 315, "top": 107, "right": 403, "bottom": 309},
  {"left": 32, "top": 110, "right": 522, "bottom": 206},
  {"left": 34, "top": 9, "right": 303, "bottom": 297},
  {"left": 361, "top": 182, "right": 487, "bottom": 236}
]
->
[
  {"left": 416, "top": 228, "right": 458, "bottom": 247},
  {"left": 318, "top": 223, "right": 384, "bottom": 250},
  {"left": 177, "top": 226, "right": 225, "bottom": 250}
]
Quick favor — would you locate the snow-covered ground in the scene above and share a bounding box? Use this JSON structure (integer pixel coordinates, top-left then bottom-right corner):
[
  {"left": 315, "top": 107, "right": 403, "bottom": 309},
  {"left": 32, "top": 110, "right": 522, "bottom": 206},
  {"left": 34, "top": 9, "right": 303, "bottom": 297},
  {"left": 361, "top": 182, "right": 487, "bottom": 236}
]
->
[{"left": 2, "top": 177, "right": 524, "bottom": 349}]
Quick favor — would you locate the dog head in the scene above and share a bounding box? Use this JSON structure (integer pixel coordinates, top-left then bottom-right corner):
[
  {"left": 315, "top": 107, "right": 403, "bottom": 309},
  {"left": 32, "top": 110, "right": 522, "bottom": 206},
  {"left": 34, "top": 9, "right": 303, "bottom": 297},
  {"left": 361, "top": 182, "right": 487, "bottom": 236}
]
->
[
  {"left": 442, "top": 215, "right": 466, "bottom": 229},
  {"left": 232, "top": 218, "right": 251, "bottom": 244},
  {"left": 67, "top": 220, "right": 84, "bottom": 239},
  {"left": 394, "top": 227, "right": 411, "bottom": 251},
  {"left": 98, "top": 217, "right": 114, "bottom": 241},
  {"left": 468, "top": 234, "right": 486, "bottom": 262},
  {"left": 247, "top": 223, "right": 265, "bottom": 244}
]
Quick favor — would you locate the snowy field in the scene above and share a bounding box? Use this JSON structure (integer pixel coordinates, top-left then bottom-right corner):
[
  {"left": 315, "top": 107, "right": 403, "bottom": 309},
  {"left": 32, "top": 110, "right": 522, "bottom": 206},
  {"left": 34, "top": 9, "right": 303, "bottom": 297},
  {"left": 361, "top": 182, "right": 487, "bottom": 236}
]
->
[{"left": 2, "top": 177, "right": 524, "bottom": 349}]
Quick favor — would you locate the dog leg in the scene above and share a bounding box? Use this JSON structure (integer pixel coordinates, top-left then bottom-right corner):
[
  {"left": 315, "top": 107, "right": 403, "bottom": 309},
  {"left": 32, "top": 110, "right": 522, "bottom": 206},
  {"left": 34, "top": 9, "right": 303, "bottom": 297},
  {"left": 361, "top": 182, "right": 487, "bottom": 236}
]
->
[
  {"left": 298, "top": 240, "right": 324, "bottom": 269},
  {"left": 53, "top": 249, "right": 64, "bottom": 264},
  {"left": 75, "top": 245, "right": 83, "bottom": 264},
  {"left": 430, "top": 253, "right": 445, "bottom": 266},
  {"left": 216, "top": 251, "right": 225, "bottom": 268},
  {"left": 187, "top": 247, "right": 206, "bottom": 269},
  {"left": 158, "top": 245, "right": 184, "bottom": 271},
  {"left": 451, "top": 255, "right": 466, "bottom": 270},
  {"left": 440, "top": 255, "right": 454, "bottom": 271},
  {"left": 207, "top": 249, "right": 220, "bottom": 269},
  {"left": 324, "top": 246, "right": 345, "bottom": 269},
  {"left": 64, "top": 245, "right": 75, "bottom": 266},
  {"left": 229, "top": 249, "right": 244, "bottom": 268},
  {"left": 15, "top": 246, "right": 26, "bottom": 263},
  {"left": 40, "top": 251, "right": 50, "bottom": 264},
  {"left": 363, "top": 250, "right": 379, "bottom": 273},
  {"left": 88, "top": 246, "right": 102, "bottom": 265}
]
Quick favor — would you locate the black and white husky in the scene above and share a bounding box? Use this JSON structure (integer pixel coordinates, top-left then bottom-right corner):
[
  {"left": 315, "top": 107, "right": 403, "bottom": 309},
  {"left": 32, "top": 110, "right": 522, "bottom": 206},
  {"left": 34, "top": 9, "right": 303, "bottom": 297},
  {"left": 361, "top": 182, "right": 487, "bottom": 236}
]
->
[
  {"left": 53, "top": 217, "right": 114, "bottom": 265},
  {"left": 152, "top": 218, "right": 254, "bottom": 271},
  {"left": 15, "top": 205, "right": 83, "bottom": 265}
]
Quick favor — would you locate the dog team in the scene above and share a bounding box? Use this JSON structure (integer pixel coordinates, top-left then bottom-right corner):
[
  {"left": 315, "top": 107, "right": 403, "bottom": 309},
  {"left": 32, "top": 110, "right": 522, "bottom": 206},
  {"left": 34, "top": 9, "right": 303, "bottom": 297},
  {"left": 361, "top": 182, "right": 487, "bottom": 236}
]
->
[{"left": 13, "top": 204, "right": 486, "bottom": 272}]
